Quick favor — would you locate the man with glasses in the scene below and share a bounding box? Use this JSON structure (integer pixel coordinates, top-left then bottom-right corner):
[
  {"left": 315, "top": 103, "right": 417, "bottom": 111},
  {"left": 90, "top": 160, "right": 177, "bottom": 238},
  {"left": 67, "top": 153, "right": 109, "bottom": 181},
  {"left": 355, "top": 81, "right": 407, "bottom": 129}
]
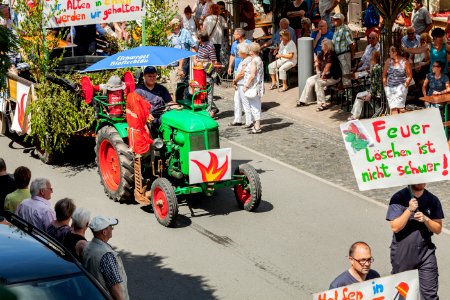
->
[
  {"left": 16, "top": 178, "right": 55, "bottom": 231},
  {"left": 83, "top": 216, "right": 129, "bottom": 300},
  {"left": 332, "top": 13, "right": 355, "bottom": 86},
  {"left": 329, "top": 241, "right": 380, "bottom": 289},
  {"left": 356, "top": 32, "right": 380, "bottom": 72},
  {"left": 386, "top": 184, "right": 444, "bottom": 299},
  {"left": 401, "top": 27, "right": 421, "bottom": 49},
  {"left": 311, "top": 20, "right": 334, "bottom": 56}
]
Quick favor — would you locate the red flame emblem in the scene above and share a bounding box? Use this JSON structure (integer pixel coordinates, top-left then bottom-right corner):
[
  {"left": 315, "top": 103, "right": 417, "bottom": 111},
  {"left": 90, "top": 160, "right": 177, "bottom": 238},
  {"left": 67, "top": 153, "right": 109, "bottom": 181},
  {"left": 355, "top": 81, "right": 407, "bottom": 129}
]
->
[
  {"left": 18, "top": 93, "right": 29, "bottom": 132},
  {"left": 191, "top": 152, "right": 229, "bottom": 182}
]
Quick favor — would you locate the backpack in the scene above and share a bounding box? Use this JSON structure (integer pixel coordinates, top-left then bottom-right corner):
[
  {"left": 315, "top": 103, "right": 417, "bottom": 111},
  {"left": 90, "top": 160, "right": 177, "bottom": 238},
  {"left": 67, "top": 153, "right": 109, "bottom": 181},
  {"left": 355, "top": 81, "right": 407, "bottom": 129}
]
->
[{"left": 363, "top": 5, "right": 380, "bottom": 28}]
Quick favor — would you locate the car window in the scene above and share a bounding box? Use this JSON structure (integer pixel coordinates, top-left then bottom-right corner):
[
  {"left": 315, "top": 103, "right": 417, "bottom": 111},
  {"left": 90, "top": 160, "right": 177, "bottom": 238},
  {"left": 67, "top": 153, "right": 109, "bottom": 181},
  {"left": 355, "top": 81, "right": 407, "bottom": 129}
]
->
[{"left": 7, "top": 273, "right": 107, "bottom": 299}]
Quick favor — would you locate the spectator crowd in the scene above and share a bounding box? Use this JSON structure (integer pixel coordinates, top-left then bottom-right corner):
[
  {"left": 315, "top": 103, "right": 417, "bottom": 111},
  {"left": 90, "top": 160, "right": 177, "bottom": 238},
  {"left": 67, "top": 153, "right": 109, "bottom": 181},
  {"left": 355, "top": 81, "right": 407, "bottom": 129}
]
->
[{"left": 0, "top": 158, "right": 129, "bottom": 300}]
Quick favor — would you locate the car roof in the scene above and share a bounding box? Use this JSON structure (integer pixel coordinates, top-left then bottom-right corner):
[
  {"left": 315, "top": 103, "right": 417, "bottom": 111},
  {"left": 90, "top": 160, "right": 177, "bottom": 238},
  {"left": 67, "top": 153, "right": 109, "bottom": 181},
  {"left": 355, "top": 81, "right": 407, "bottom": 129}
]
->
[{"left": 0, "top": 220, "right": 81, "bottom": 285}]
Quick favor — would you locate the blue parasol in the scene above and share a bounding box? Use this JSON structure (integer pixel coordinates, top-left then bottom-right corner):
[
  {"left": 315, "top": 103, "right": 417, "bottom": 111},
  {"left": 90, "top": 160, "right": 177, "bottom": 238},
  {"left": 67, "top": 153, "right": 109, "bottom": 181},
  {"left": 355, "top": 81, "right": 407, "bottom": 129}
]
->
[{"left": 82, "top": 46, "right": 197, "bottom": 72}]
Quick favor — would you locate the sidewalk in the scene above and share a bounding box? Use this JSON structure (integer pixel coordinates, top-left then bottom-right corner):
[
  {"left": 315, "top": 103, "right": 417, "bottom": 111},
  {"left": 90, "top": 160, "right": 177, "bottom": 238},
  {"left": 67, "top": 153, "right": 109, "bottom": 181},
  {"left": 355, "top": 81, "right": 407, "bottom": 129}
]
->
[{"left": 219, "top": 81, "right": 352, "bottom": 138}]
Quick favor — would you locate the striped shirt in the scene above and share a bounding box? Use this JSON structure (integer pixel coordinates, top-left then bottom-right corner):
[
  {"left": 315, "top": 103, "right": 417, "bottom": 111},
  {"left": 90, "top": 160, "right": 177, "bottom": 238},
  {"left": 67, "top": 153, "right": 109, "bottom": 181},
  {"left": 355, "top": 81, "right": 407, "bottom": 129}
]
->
[
  {"left": 332, "top": 25, "right": 354, "bottom": 55},
  {"left": 197, "top": 41, "right": 217, "bottom": 62}
]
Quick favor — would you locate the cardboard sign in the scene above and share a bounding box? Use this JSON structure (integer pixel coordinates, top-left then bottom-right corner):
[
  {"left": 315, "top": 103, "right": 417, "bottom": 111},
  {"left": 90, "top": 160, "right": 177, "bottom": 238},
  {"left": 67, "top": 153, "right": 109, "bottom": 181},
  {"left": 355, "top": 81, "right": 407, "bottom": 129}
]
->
[
  {"left": 189, "top": 148, "right": 232, "bottom": 184},
  {"left": 45, "top": 0, "right": 144, "bottom": 28},
  {"left": 341, "top": 109, "right": 450, "bottom": 191},
  {"left": 313, "top": 270, "right": 420, "bottom": 300},
  {"left": 10, "top": 79, "right": 33, "bottom": 135}
]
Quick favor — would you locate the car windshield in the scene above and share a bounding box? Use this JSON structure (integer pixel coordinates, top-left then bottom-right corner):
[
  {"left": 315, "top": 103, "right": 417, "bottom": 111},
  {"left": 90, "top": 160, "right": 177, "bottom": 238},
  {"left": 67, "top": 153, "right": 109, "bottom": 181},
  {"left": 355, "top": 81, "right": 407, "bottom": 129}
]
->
[{"left": 7, "top": 273, "right": 107, "bottom": 299}]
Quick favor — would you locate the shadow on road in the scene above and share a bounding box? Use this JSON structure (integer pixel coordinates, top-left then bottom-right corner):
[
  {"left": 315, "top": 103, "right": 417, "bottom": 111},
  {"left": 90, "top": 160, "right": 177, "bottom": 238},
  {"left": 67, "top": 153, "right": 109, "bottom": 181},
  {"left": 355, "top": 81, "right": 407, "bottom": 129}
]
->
[
  {"left": 119, "top": 250, "right": 217, "bottom": 300},
  {"left": 261, "top": 101, "right": 280, "bottom": 112},
  {"left": 261, "top": 121, "right": 293, "bottom": 133}
]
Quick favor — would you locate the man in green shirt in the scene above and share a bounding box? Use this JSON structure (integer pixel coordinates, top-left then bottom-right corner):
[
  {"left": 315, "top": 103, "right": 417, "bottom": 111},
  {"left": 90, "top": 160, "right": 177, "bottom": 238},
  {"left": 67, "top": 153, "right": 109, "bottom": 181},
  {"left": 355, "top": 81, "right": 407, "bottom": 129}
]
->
[{"left": 5, "top": 166, "right": 31, "bottom": 212}]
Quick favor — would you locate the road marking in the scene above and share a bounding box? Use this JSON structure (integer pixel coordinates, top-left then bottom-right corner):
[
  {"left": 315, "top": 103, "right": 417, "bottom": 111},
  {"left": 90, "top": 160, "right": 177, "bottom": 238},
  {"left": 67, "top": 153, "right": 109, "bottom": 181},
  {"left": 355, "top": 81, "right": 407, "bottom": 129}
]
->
[{"left": 224, "top": 138, "right": 450, "bottom": 236}]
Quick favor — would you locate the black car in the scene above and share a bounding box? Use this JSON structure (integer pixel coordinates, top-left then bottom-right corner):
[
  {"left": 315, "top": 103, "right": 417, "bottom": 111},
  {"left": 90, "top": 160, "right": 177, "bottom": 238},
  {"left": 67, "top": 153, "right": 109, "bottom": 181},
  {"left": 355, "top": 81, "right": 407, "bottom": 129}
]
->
[{"left": 0, "top": 211, "right": 111, "bottom": 300}]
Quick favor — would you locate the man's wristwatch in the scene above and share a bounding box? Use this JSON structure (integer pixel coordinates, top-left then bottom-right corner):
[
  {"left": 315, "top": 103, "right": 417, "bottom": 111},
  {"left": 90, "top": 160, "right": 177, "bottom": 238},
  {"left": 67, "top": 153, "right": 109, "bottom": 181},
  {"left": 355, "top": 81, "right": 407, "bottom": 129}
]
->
[{"left": 407, "top": 207, "right": 415, "bottom": 212}]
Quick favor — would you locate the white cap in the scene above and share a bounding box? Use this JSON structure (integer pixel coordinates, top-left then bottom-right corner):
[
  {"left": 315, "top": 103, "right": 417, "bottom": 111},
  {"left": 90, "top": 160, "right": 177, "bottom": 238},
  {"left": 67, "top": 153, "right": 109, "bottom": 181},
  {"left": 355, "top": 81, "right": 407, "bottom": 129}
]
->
[
  {"left": 89, "top": 215, "right": 118, "bottom": 232},
  {"left": 332, "top": 13, "right": 345, "bottom": 21}
]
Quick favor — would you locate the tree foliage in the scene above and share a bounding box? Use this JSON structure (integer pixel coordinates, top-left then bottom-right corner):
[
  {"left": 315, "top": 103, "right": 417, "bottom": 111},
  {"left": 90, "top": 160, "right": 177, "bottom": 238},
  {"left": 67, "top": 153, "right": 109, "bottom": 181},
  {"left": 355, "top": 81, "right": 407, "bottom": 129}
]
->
[
  {"left": 125, "top": 0, "right": 178, "bottom": 47},
  {"left": 369, "top": 0, "right": 412, "bottom": 58},
  {"left": 13, "top": 0, "right": 96, "bottom": 154},
  {"left": 0, "top": 20, "right": 17, "bottom": 86}
]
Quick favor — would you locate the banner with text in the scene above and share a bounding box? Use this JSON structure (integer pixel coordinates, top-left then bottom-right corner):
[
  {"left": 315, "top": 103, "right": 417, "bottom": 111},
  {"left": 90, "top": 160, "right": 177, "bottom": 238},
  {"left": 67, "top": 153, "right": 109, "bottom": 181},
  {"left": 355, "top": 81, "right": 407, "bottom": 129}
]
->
[
  {"left": 313, "top": 270, "right": 420, "bottom": 300},
  {"left": 45, "top": 0, "right": 144, "bottom": 28},
  {"left": 340, "top": 109, "right": 450, "bottom": 191}
]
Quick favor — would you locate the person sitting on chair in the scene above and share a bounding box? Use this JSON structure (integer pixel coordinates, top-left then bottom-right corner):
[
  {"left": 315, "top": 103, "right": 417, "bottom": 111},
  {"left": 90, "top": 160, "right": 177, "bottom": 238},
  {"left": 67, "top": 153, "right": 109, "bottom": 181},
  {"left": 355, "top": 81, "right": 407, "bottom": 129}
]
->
[
  {"left": 348, "top": 51, "right": 382, "bottom": 120},
  {"left": 297, "top": 38, "right": 341, "bottom": 110},
  {"left": 268, "top": 30, "right": 297, "bottom": 92}
]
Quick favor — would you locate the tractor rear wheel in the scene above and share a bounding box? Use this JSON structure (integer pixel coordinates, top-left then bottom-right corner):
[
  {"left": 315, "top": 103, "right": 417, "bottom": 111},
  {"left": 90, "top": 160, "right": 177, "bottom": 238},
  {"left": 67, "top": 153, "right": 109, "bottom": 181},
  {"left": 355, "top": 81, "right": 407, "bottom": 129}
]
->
[
  {"left": 96, "top": 126, "right": 134, "bottom": 203},
  {"left": 151, "top": 178, "right": 178, "bottom": 227},
  {"left": 233, "top": 164, "right": 262, "bottom": 211}
]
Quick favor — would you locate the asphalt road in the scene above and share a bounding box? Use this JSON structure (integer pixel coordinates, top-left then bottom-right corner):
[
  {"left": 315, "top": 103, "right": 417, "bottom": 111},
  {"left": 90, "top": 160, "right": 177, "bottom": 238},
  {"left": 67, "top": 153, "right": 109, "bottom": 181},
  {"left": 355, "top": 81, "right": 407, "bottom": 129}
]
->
[{"left": 1, "top": 134, "right": 450, "bottom": 299}]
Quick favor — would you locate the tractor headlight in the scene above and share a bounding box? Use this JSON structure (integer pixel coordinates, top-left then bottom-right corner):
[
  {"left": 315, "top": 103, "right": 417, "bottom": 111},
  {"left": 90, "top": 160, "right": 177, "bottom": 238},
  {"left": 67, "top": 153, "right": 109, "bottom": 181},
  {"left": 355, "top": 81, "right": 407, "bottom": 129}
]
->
[{"left": 153, "top": 138, "right": 164, "bottom": 149}]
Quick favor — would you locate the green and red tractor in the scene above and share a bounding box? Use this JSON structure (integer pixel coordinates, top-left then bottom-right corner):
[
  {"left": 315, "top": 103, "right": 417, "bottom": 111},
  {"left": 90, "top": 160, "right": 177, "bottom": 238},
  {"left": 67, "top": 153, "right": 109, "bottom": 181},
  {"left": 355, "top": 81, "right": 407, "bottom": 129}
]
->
[{"left": 83, "top": 71, "right": 262, "bottom": 227}]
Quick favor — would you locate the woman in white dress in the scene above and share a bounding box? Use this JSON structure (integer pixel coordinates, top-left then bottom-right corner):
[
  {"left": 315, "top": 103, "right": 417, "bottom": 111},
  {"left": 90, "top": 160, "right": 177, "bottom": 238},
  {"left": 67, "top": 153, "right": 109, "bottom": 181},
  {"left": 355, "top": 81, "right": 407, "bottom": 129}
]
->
[
  {"left": 243, "top": 43, "right": 265, "bottom": 134},
  {"left": 231, "top": 43, "right": 253, "bottom": 126}
]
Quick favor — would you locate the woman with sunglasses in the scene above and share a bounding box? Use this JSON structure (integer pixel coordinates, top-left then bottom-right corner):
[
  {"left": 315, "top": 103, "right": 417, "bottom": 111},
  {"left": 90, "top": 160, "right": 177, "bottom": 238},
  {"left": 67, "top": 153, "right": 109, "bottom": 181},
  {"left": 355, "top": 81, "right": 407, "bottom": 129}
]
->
[
  {"left": 422, "top": 60, "right": 450, "bottom": 108},
  {"left": 404, "top": 27, "right": 449, "bottom": 75}
]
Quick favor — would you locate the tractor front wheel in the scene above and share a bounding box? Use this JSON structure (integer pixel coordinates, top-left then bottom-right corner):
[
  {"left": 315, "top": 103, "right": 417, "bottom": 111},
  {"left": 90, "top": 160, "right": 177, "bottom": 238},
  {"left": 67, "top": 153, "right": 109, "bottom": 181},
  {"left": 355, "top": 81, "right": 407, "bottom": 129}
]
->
[
  {"left": 234, "top": 164, "right": 262, "bottom": 211},
  {"left": 151, "top": 178, "right": 178, "bottom": 227},
  {"left": 95, "top": 126, "right": 134, "bottom": 203}
]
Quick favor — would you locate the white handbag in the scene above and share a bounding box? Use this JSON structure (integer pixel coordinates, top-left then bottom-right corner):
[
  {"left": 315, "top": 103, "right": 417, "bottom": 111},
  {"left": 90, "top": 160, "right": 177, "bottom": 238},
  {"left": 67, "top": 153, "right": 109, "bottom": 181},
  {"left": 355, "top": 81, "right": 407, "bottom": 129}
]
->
[{"left": 244, "top": 87, "right": 257, "bottom": 98}]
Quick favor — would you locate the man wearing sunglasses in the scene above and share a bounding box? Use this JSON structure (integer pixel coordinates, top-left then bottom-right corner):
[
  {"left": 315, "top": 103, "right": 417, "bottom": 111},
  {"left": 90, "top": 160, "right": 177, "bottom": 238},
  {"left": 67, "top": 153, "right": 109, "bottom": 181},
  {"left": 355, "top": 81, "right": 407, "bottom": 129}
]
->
[
  {"left": 401, "top": 27, "right": 421, "bottom": 49},
  {"left": 356, "top": 31, "right": 380, "bottom": 72},
  {"left": 16, "top": 178, "right": 55, "bottom": 231},
  {"left": 329, "top": 241, "right": 380, "bottom": 289}
]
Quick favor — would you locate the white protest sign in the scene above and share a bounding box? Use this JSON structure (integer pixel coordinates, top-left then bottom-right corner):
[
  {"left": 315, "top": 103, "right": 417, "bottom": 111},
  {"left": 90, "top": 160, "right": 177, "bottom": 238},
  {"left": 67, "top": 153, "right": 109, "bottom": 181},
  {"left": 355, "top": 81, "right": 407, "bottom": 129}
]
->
[
  {"left": 189, "top": 148, "right": 232, "bottom": 184},
  {"left": 313, "top": 270, "right": 420, "bottom": 300},
  {"left": 341, "top": 109, "right": 450, "bottom": 191},
  {"left": 45, "top": 0, "right": 144, "bottom": 28}
]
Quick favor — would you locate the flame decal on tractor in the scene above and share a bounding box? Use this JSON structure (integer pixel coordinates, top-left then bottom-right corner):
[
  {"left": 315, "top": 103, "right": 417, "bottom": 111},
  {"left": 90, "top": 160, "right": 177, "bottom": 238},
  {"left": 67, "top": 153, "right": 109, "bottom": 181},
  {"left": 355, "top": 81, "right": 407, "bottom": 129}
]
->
[{"left": 191, "top": 151, "right": 229, "bottom": 182}]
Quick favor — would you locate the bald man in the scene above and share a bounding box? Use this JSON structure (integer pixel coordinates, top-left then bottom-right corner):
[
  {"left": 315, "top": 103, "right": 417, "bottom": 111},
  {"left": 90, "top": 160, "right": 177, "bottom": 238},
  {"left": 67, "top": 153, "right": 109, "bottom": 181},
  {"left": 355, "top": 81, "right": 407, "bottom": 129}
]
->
[
  {"left": 329, "top": 241, "right": 380, "bottom": 289},
  {"left": 311, "top": 20, "right": 334, "bottom": 55}
]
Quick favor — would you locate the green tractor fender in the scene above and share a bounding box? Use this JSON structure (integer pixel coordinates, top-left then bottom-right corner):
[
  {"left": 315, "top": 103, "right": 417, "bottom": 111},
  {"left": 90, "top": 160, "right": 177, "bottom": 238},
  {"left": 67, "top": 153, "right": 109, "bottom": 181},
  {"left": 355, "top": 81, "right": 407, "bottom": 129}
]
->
[{"left": 96, "top": 120, "right": 129, "bottom": 139}]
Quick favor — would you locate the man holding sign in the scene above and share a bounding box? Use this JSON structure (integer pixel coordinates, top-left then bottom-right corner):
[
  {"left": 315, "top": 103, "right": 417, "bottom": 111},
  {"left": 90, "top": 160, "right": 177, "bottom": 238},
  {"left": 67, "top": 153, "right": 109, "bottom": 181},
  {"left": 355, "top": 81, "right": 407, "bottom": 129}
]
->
[
  {"left": 329, "top": 241, "right": 380, "bottom": 289},
  {"left": 386, "top": 184, "right": 444, "bottom": 299}
]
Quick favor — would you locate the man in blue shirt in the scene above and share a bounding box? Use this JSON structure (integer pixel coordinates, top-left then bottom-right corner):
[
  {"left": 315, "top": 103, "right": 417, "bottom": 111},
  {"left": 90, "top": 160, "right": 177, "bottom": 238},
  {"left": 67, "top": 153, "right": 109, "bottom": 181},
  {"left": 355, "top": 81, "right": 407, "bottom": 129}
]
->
[
  {"left": 135, "top": 66, "right": 172, "bottom": 124},
  {"left": 401, "top": 26, "right": 421, "bottom": 49},
  {"left": 227, "top": 28, "right": 252, "bottom": 76},
  {"left": 329, "top": 241, "right": 380, "bottom": 289},
  {"left": 386, "top": 184, "right": 444, "bottom": 299},
  {"left": 311, "top": 20, "right": 333, "bottom": 55}
]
